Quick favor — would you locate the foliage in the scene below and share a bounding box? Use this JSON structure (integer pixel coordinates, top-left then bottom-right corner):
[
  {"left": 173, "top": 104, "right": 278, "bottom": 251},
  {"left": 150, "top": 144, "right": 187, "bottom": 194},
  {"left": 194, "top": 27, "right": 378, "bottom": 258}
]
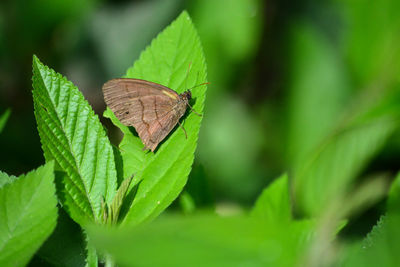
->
[
  {"left": 0, "top": 109, "right": 11, "bottom": 134},
  {"left": 387, "top": 172, "right": 400, "bottom": 212},
  {"left": 104, "top": 10, "right": 207, "bottom": 227},
  {"left": 88, "top": 214, "right": 315, "bottom": 267},
  {"left": 32, "top": 55, "right": 118, "bottom": 225},
  {"left": 288, "top": 21, "right": 400, "bottom": 216},
  {"left": 251, "top": 173, "right": 292, "bottom": 223},
  {"left": 87, "top": 171, "right": 315, "bottom": 266},
  {"left": 340, "top": 213, "right": 400, "bottom": 267},
  {"left": 293, "top": 90, "right": 399, "bottom": 215},
  {"left": 28, "top": 10, "right": 207, "bottom": 266},
  {"left": 0, "top": 162, "right": 58, "bottom": 267},
  {"left": 0, "top": 0, "right": 399, "bottom": 266}
]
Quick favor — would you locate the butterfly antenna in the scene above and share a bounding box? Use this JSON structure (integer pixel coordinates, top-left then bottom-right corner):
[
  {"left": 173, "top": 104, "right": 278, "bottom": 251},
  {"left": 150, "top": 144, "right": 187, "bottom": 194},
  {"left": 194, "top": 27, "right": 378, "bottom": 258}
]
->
[{"left": 187, "top": 82, "right": 210, "bottom": 91}]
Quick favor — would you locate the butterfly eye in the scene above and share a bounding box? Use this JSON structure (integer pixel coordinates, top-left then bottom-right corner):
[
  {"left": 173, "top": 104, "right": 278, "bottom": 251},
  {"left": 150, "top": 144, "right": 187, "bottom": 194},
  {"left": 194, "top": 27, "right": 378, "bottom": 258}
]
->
[{"left": 182, "top": 90, "right": 191, "bottom": 100}]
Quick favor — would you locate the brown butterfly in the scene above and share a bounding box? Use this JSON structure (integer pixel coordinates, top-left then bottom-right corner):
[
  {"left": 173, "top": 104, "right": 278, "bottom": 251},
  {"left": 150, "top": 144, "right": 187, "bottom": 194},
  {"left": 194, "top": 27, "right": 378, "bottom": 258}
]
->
[{"left": 103, "top": 78, "right": 205, "bottom": 152}]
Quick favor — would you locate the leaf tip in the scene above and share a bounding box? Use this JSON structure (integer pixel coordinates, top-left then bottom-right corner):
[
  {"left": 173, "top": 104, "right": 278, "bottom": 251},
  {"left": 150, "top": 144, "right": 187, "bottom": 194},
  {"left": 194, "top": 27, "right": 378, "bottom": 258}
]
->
[
  {"left": 32, "top": 54, "right": 41, "bottom": 66},
  {"left": 32, "top": 55, "right": 44, "bottom": 78},
  {"left": 177, "top": 10, "right": 194, "bottom": 24},
  {"left": 180, "top": 10, "right": 190, "bottom": 18}
]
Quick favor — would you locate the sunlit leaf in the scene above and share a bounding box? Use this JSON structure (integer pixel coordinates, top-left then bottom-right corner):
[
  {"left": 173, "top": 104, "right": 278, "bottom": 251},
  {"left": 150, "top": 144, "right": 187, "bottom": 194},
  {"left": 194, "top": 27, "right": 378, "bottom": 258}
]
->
[
  {"left": 32, "top": 56, "right": 117, "bottom": 224},
  {"left": 105, "top": 11, "right": 207, "bottom": 227},
  {"left": 84, "top": 231, "right": 98, "bottom": 267},
  {"left": 0, "top": 162, "right": 58, "bottom": 267},
  {"left": 341, "top": 214, "right": 400, "bottom": 267},
  {"left": 251, "top": 173, "right": 292, "bottom": 223},
  {"left": 88, "top": 214, "right": 315, "bottom": 267},
  {"left": 0, "top": 171, "right": 16, "bottom": 188}
]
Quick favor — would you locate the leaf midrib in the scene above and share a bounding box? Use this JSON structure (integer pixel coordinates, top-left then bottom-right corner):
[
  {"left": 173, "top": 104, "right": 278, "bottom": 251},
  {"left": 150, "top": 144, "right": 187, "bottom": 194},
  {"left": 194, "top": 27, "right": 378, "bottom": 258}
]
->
[
  {"left": 36, "top": 89, "right": 93, "bottom": 217},
  {"left": 35, "top": 62, "right": 98, "bottom": 220}
]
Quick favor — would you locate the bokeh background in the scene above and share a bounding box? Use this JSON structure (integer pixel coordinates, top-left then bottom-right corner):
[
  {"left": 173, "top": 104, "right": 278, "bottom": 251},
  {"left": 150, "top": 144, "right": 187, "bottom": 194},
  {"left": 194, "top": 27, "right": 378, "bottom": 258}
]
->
[{"left": 1, "top": 0, "right": 399, "bottom": 241}]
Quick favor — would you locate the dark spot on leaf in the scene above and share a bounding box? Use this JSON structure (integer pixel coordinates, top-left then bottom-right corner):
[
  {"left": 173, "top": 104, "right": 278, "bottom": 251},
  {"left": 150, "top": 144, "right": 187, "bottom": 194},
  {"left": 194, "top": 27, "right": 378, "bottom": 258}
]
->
[{"left": 39, "top": 102, "right": 48, "bottom": 112}]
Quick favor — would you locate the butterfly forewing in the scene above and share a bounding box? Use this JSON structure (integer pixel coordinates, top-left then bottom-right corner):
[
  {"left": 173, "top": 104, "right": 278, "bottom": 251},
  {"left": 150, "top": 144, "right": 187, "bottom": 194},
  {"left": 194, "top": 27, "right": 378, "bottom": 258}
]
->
[{"left": 102, "top": 78, "right": 187, "bottom": 152}]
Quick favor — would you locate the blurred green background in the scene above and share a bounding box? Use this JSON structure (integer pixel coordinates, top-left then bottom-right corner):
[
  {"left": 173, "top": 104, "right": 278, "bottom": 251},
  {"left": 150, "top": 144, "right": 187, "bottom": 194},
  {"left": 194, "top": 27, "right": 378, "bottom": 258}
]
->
[{"left": 1, "top": 0, "right": 399, "bottom": 241}]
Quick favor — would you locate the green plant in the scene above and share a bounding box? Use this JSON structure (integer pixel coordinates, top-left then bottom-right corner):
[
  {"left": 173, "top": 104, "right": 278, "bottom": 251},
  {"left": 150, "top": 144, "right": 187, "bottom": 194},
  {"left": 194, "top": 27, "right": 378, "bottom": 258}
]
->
[
  {"left": 0, "top": 162, "right": 57, "bottom": 267},
  {"left": 29, "top": 10, "right": 206, "bottom": 266},
  {"left": 0, "top": 109, "right": 10, "bottom": 134},
  {"left": 1, "top": 6, "right": 400, "bottom": 267}
]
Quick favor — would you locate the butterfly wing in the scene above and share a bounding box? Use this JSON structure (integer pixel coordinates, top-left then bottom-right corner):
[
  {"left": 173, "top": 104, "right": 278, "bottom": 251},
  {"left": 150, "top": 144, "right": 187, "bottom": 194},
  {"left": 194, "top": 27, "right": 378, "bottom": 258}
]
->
[
  {"left": 102, "top": 78, "right": 183, "bottom": 151},
  {"left": 139, "top": 107, "right": 183, "bottom": 152}
]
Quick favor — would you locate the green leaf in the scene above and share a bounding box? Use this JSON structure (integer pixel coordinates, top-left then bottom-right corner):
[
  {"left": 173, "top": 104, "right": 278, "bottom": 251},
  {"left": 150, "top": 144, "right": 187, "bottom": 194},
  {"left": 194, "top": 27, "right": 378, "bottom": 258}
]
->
[
  {"left": 294, "top": 118, "right": 396, "bottom": 216},
  {"left": 287, "top": 22, "right": 349, "bottom": 167},
  {"left": 105, "top": 11, "right": 207, "bottom": 227},
  {"left": 0, "top": 162, "right": 58, "bottom": 267},
  {"left": 103, "top": 108, "right": 147, "bottom": 181},
  {"left": 362, "top": 215, "right": 386, "bottom": 249},
  {"left": 387, "top": 172, "right": 400, "bottom": 212},
  {"left": 88, "top": 214, "right": 315, "bottom": 267},
  {"left": 341, "top": 214, "right": 400, "bottom": 267},
  {"left": 341, "top": 0, "right": 400, "bottom": 85},
  {"left": 251, "top": 173, "right": 292, "bottom": 223},
  {"left": 84, "top": 231, "right": 98, "bottom": 267},
  {"left": 32, "top": 55, "right": 117, "bottom": 224},
  {"left": 0, "top": 171, "right": 17, "bottom": 188},
  {"left": 106, "top": 175, "right": 133, "bottom": 224},
  {"left": 35, "top": 209, "right": 87, "bottom": 267},
  {"left": 294, "top": 88, "right": 400, "bottom": 216},
  {"left": 0, "top": 108, "right": 11, "bottom": 133},
  {"left": 179, "top": 191, "right": 196, "bottom": 214}
]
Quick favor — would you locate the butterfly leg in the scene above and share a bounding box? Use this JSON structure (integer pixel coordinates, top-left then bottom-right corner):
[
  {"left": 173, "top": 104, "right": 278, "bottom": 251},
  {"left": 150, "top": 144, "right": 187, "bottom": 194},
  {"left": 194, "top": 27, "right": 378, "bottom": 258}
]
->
[
  {"left": 190, "top": 109, "right": 202, "bottom": 117},
  {"left": 177, "top": 120, "right": 188, "bottom": 139},
  {"left": 187, "top": 102, "right": 202, "bottom": 117}
]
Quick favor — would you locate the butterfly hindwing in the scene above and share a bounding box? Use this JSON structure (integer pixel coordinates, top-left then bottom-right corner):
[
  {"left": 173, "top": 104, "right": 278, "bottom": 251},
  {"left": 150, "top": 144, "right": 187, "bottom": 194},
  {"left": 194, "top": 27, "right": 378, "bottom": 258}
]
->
[{"left": 140, "top": 109, "right": 182, "bottom": 151}]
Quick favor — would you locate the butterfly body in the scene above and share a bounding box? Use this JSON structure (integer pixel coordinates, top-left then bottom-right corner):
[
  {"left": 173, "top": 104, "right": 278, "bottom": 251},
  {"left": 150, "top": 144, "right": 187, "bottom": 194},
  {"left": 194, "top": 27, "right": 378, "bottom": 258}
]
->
[{"left": 103, "top": 78, "right": 192, "bottom": 152}]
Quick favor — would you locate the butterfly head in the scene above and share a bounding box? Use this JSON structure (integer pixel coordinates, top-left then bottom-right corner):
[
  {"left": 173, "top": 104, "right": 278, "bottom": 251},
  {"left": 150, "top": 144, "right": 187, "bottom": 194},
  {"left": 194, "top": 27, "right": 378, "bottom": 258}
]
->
[{"left": 181, "top": 90, "right": 192, "bottom": 101}]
